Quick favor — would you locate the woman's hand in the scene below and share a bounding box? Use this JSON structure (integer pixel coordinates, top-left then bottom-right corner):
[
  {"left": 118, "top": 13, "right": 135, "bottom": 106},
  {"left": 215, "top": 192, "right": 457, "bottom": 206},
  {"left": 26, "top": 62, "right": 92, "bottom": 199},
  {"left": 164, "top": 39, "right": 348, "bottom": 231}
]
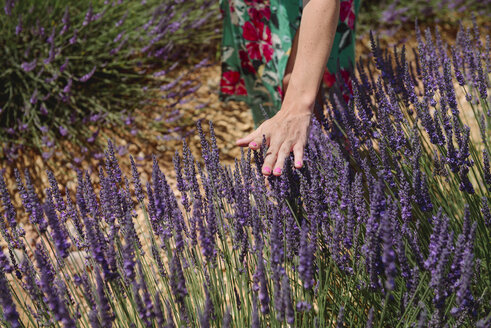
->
[
  {"left": 236, "top": 101, "right": 313, "bottom": 176},
  {"left": 236, "top": 0, "right": 339, "bottom": 176}
]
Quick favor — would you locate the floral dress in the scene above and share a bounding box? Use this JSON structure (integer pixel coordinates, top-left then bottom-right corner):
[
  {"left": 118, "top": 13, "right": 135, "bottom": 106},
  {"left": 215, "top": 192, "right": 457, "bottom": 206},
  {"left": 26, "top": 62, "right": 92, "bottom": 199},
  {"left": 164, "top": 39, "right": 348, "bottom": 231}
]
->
[{"left": 219, "top": 0, "right": 361, "bottom": 125}]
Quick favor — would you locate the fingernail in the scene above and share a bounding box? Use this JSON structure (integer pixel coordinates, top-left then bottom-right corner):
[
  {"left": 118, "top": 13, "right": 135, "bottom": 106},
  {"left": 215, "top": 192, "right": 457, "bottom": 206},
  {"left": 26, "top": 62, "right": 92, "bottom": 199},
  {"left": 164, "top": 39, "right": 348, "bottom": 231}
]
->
[
  {"left": 274, "top": 168, "right": 282, "bottom": 174},
  {"left": 263, "top": 166, "right": 271, "bottom": 174},
  {"left": 295, "top": 161, "right": 302, "bottom": 167},
  {"left": 250, "top": 142, "right": 257, "bottom": 147}
]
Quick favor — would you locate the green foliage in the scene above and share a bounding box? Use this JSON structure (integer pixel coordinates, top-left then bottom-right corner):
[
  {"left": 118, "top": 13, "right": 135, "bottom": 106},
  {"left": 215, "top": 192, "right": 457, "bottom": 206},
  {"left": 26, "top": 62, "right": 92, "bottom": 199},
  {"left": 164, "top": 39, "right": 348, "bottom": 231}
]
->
[{"left": 0, "top": 0, "right": 219, "bottom": 160}]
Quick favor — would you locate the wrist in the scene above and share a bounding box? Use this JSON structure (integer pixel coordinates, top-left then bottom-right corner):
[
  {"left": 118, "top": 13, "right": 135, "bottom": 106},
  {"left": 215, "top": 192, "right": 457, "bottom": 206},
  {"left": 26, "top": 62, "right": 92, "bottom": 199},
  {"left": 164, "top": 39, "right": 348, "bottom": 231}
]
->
[
  {"left": 283, "top": 75, "right": 318, "bottom": 105},
  {"left": 281, "top": 89, "right": 316, "bottom": 116}
]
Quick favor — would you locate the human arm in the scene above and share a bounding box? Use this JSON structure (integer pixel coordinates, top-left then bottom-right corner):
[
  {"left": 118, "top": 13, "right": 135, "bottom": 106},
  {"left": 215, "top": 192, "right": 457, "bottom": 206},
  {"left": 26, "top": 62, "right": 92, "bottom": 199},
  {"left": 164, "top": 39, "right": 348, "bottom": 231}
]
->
[{"left": 236, "top": 0, "right": 340, "bottom": 176}]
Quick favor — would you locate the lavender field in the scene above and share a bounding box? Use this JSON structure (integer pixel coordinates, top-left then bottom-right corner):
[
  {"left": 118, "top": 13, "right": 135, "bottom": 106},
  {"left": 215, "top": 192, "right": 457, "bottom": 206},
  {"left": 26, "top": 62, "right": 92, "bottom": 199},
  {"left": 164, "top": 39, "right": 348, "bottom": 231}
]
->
[{"left": 0, "top": 1, "right": 490, "bottom": 327}]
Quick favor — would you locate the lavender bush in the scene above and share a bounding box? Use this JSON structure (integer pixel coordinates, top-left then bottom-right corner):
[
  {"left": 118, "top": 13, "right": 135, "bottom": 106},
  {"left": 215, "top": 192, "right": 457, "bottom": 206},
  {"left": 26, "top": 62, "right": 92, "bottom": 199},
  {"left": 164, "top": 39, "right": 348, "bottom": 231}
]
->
[
  {"left": 0, "top": 0, "right": 219, "bottom": 161},
  {"left": 0, "top": 22, "right": 489, "bottom": 327},
  {"left": 360, "top": 0, "right": 490, "bottom": 37}
]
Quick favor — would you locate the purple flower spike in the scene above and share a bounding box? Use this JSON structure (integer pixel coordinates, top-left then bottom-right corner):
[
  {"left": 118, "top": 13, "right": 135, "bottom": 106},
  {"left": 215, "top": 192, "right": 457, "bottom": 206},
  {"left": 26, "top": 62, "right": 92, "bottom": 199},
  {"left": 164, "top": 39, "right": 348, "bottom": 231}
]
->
[
  {"left": 482, "top": 198, "right": 490, "bottom": 227},
  {"left": 255, "top": 250, "right": 270, "bottom": 314},
  {"left": 298, "top": 223, "right": 315, "bottom": 289},
  {"left": 200, "top": 283, "right": 214, "bottom": 328},
  {"left": 251, "top": 294, "right": 260, "bottom": 328},
  {"left": 60, "top": 58, "right": 69, "bottom": 73},
  {"left": 34, "top": 243, "right": 75, "bottom": 325},
  {"left": 29, "top": 89, "right": 38, "bottom": 104},
  {"left": 381, "top": 203, "right": 397, "bottom": 291},
  {"left": 170, "top": 251, "right": 188, "bottom": 322},
  {"left": 83, "top": 4, "right": 94, "bottom": 26},
  {"left": 21, "top": 59, "right": 37, "bottom": 72},
  {"left": 4, "top": 0, "right": 16, "bottom": 16},
  {"left": 60, "top": 7, "right": 70, "bottom": 35},
  {"left": 483, "top": 149, "right": 491, "bottom": 186},
  {"left": 40, "top": 104, "right": 48, "bottom": 115},
  {"left": 0, "top": 269, "right": 21, "bottom": 328},
  {"left": 95, "top": 268, "right": 115, "bottom": 327},
  {"left": 79, "top": 66, "right": 97, "bottom": 82},
  {"left": 130, "top": 155, "right": 145, "bottom": 204},
  {"left": 44, "top": 189, "right": 71, "bottom": 258},
  {"left": 63, "top": 78, "right": 72, "bottom": 94},
  {"left": 69, "top": 29, "right": 78, "bottom": 44},
  {"left": 281, "top": 274, "right": 295, "bottom": 324},
  {"left": 59, "top": 125, "right": 68, "bottom": 137},
  {"left": 15, "top": 15, "right": 22, "bottom": 35},
  {"left": 154, "top": 292, "right": 165, "bottom": 327}
]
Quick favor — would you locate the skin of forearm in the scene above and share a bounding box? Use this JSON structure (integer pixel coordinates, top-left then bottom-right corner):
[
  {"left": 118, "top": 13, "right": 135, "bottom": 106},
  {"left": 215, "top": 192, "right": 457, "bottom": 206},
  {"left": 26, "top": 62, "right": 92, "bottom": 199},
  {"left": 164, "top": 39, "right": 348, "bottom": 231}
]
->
[{"left": 282, "top": 0, "right": 340, "bottom": 112}]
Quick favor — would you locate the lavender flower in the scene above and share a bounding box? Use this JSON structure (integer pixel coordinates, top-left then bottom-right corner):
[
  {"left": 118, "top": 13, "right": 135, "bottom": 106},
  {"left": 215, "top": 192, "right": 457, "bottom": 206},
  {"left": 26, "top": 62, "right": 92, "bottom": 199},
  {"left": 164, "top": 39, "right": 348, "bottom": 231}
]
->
[
  {"left": 474, "top": 49, "right": 488, "bottom": 100},
  {"left": 154, "top": 293, "right": 165, "bottom": 327},
  {"left": 298, "top": 223, "right": 314, "bottom": 289},
  {"left": 4, "top": 0, "right": 15, "bottom": 16},
  {"left": 255, "top": 250, "right": 270, "bottom": 314},
  {"left": 29, "top": 88, "right": 38, "bottom": 104},
  {"left": 251, "top": 294, "right": 260, "bottom": 328},
  {"left": 363, "top": 179, "right": 385, "bottom": 289},
  {"left": 95, "top": 268, "right": 115, "bottom": 327},
  {"left": 483, "top": 149, "right": 491, "bottom": 186},
  {"left": 280, "top": 274, "right": 294, "bottom": 324},
  {"left": 200, "top": 283, "right": 214, "bottom": 328},
  {"left": 381, "top": 203, "right": 397, "bottom": 291},
  {"left": 21, "top": 58, "right": 37, "bottom": 72},
  {"left": 79, "top": 66, "right": 97, "bottom": 82},
  {"left": 426, "top": 211, "right": 453, "bottom": 316},
  {"left": 0, "top": 172, "right": 23, "bottom": 249},
  {"left": 336, "top": 306, "right": 345, "bottom": 328},
  {"left": 0, "top": 269, "right": 21, "bottom": 328},
  {"left": 138, "top": 262, "right": 155, "bottom": 325},
  {"left": 170, "top": 251, "right": 188, "bottom": 321},
  {"left": 130, "top": 155, "right": 145, "bottom": 204},
  {"left": 63, "top": 78, "right": 72, "bottom": 94},
  {"left": 44, "top": 189, "right": 71, "bottom": 258},
  {"left": 35, "top": 244, "right": 75, "bottom": 325},
  {"left": 69, "top": 29, "right": 78, "bottom": 44},
  {"left": 60, "top": 7, "right": 70, "bottom": 35},
  {"left": 24, "top": 169, "right": 48, "bottom": 232},
  {"left": 222, "top": 308, "right": 232, "bottom": 328},
  {"left": 482, "top": 197, "right": 490, "bottom": 226},
  {"left": 83, "top": 4, "right": 94, "bottom": 26},
  {"left": 450, "top": 237, "right": 476, "bottom": 317},
  {"left": 19, "top": 257, "right": 43, "bottom": 306},
  {"left": 366, "top": 308, "right": 374, "bottom": 328}
]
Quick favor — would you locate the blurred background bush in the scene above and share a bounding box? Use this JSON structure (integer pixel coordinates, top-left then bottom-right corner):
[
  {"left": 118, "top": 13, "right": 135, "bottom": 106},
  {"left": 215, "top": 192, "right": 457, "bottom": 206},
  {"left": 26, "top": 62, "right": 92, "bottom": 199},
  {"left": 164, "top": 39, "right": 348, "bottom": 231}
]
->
[
  {"left": 358, "top": 0, "right": 490, "bottom": 37},
  {"left": 0, "top": 0, "right": 220, "bottom": 161}
]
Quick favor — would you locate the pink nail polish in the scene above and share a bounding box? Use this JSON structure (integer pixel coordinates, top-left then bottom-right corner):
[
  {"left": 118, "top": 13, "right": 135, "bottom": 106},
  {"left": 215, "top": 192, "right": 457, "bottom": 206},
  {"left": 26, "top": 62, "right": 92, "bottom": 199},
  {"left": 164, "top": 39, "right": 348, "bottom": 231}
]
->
[
  {"left": 263, "top": 167, "right": 271, "bottom": 174},
  {"left": 295, "top": 161, "right": 302, "bottom": 167},
  {"left": 250, "top": 142, "right": 257, "bottom": 147},
  {"left": 274, "top": 168, "right": 282, "bottom": 174}
]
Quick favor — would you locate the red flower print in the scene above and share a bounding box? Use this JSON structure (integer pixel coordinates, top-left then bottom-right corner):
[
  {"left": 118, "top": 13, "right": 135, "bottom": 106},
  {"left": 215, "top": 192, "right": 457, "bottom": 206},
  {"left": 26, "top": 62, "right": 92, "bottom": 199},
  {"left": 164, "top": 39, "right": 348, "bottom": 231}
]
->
[
  {"left": 323, "top": 69, "right": 336, "bottom": 88},
  {"left": 242, "top": 20, "right": 274, "bottom": 63},
  {"left": 339, "top": 68, "right": 353, "bottom": 103},
  {"left": 220, "top": 70, "right": 247, "bottom": 96},
  {"left": 239, "top": 50, "right": 256, "bottom": 74},
  {"left": 340, "top": 69, "right": 353, "bottom": 93},
  {"left": 277, "top": 85, "right": 284, "bottom": 100},
  {"left": 322, "top": 68, "right": 353, "bottom": 103},
  {"left": 340, "top": 0, "right": 355, "bottom": 30},
  {"left": 248, "top": 6, "right": 271, "bottom": 21}
]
